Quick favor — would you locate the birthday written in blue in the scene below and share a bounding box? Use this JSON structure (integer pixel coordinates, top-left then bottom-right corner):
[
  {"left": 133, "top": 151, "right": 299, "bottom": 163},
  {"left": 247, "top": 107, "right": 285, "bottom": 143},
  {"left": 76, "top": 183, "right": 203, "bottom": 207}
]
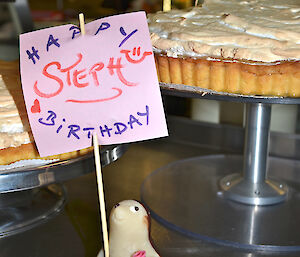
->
[{"left": 38, "top": 105, "right": 149, "bottom": 140}]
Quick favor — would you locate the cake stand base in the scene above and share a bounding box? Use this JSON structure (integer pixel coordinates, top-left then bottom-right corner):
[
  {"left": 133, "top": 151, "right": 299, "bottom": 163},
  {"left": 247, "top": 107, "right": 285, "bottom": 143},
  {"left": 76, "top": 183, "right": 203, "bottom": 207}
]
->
[
  {"left": 0, "top": 184, "right": 66, "bottom": 237},
  {"left": 141, "top": 155, "right": 300, "bottom": 252}
]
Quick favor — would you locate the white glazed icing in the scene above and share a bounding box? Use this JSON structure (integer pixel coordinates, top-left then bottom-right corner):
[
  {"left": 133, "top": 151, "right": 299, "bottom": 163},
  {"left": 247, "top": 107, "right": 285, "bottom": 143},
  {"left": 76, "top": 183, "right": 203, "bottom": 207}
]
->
[
  {"left": 0, "top": 76, "right": 31, "bottom": 149},
  {"left": 148, "top": 0, "right": 300, "bottom": 62}
]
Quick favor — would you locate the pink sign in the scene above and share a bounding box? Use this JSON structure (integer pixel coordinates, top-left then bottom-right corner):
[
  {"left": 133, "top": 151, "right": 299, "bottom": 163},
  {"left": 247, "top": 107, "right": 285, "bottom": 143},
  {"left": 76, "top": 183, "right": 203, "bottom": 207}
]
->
[{"left": 20, "top": 12, "right": 168, "bottom": 157}]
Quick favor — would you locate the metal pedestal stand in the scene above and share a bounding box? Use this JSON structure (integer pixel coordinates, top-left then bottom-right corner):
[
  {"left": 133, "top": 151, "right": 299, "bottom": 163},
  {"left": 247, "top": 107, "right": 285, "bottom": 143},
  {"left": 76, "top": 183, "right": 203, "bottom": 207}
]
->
[
  {"left": 220, "top": 103, "right": 287, "bottom": 205},
  {"left": 0, "top": 145, "right": 127, "bottom": 237},
  {"left": 141, "top": 84, "right": 300, "bottom": 252}
]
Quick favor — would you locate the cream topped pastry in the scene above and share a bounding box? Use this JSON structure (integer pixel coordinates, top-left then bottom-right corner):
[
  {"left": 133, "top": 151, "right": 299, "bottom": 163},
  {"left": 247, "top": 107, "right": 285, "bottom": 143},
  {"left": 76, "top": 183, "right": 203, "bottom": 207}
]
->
[
  {"left": 148, "top": 0, "right": 300, "bottom": 97},
  {"left": 148, "top": 0, "right": 300, "bottom": 63},
  {"left": 0, "top": 74, "right": 31, "bottom": 149}
]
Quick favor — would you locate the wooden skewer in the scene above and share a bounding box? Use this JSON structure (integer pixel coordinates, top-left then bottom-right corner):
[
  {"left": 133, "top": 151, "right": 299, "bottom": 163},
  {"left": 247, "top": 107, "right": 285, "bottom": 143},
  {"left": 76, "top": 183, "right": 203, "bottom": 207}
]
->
[
  {"left": 79, "top": 13, "right": 108, "bottom": 257},
  {"left": 79, "top": 13, "right": 86, "bottom": 36},
  {"left": 163, "top": 0, "right": 171, "bottom": 12},
  {"left": 93, "top": 133, "right": 110, "bottom": 257}
]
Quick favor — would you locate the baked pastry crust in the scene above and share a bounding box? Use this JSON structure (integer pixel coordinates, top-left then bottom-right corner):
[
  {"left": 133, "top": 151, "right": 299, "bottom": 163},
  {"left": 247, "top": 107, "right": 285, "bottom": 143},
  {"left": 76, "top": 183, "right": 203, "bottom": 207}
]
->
[
  {"left": 155, "top": 55, "right": 300, "bottom": 97},
  {"left": 0, "top": 143, "right": 93, "bottom": 165}
]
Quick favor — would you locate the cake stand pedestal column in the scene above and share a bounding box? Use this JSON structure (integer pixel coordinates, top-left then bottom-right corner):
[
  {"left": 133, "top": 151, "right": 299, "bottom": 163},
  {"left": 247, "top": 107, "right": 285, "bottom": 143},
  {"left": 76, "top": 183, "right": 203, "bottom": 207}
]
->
[{"left": 220, "top": 103, "right": 287, "bottom": 205}]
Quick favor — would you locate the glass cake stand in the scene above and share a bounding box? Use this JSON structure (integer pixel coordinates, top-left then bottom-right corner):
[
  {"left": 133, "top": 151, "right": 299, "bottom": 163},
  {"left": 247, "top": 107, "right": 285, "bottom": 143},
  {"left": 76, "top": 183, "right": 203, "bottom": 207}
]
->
[
  {"left": 0, "top": 144, "right": 127, "bottom": 237},
  {"left": 141, "top": 83, "right": 300, "bottom": 252}
]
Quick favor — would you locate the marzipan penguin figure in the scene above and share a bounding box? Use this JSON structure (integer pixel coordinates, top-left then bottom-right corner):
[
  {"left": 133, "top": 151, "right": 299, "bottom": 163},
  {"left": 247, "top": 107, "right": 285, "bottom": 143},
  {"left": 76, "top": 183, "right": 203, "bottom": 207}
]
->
[{"left": 98, "top": 200, "right": 160, "bottom": 257}]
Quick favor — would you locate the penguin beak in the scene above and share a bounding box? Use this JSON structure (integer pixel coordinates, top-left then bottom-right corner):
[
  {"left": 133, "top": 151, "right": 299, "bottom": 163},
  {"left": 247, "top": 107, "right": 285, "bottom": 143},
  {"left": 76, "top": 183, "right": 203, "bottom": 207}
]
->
[{"left": 113, "top": 208, "right": 126, "bottom": 222}]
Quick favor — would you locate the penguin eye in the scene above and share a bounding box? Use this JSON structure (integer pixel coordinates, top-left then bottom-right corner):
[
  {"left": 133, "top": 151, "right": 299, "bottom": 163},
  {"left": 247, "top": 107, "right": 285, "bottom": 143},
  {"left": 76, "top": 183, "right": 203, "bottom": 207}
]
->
[
  {"left": 130, "top": 206, "right": 139, "bottom": 213},
  {"left": 114, "top": 203, "right": 120, "bottom": 208}
]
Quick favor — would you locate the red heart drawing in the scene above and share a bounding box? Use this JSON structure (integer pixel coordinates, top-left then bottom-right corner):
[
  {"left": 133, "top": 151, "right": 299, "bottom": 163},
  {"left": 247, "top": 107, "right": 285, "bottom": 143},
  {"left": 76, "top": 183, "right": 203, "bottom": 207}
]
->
[{"left": 31, "top": 99, "right": 41, "bottom": 113}]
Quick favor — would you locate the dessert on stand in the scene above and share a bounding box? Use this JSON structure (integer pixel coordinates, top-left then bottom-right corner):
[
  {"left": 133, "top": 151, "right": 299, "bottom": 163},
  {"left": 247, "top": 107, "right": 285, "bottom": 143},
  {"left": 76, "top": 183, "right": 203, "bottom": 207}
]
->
[
  {"left": 142, "top": 0, "right": 300, "bottom": 253},
  {"left": 0, "top": 10, "right": 166, "bottom": 251},
  {"left": 0, "top": 61, "right": 127, "bottom": 237}
]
